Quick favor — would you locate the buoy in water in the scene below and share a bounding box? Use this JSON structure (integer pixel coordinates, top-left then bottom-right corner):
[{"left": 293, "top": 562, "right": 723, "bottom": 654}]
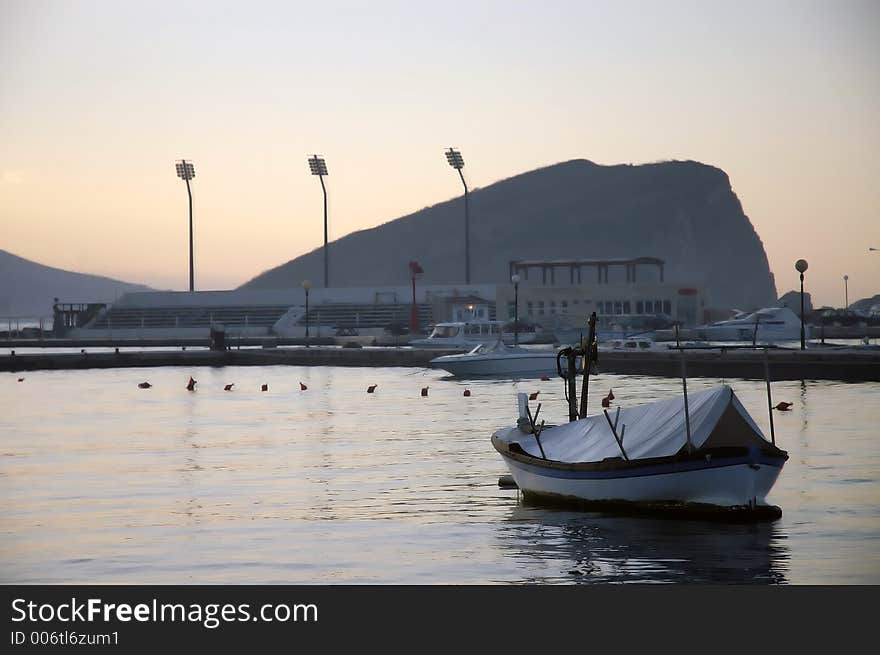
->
[
  {"left": 224, "top": 383, "right": 234, "bottom": 391},
  {"left": 540, "top": 376, "right": 550, "bottom": 382},
  {"left": 261, "top": 384, "right": 268, "bottom": 392},
  {"left": 367, "top": 384, "right": 377, "bottom": 393},
  {"left": 186, "top": 377, "right": 197, "bottom": 391},
  {"left": 138, "top": 381, "right": 152, "bottom": 389},
  {"left": 774, "top": 401, "right": 793, "bottom": 411},
  {"left": 528, "top": 391, "right": 540, "bottom": 401},
  {"left": 421, "top": 386, "right": 429, "bottom": 397},
  {"left": 463, "top": 389, "right": 471, "bottom": 397},
  {"left": 300, "top": 382, "right": 308, "bottom": 391}
]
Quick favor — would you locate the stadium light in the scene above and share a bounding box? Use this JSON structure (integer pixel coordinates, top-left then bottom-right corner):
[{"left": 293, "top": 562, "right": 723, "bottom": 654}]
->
[
  {"left": 445, "top": 147, "right": 470, "bottom": 284},
  {"left": 308, "top": 155, "right": 329, "bottom": 287},
  {"left": 175, "top": 160, "right": 196, "bottom": 292}
]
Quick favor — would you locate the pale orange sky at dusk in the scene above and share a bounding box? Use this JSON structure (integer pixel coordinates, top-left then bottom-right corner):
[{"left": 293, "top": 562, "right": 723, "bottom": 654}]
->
[{"left": 2, "top": 0, "right": 878, "bottom": 307}]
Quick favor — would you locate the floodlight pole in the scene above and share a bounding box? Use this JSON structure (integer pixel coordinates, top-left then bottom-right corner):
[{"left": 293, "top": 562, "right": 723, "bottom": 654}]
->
[
  {"left": 446, "top": 148, "right": 470, "bottom": 284},
  {"left": 320, "top": 174, "right": 328, "bottom": 288},
  {"left": 459, "top": 168, "right": 469, "bottom": 285},
  {"left": 308, "top": 155, "right": 330, "bottom": 288},
  {"left": 175, "top": 159, "right": 196, "bottom": 292},
  {"left": 186, "top": 176, "right": 194, "bottom": 292}
]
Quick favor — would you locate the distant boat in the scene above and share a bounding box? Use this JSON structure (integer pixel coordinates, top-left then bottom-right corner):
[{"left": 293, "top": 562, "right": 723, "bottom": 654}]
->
[
  {"left": 410, "top": 320, "right": 535, "bottom": 349},
  {"left": 429, "top": 340, "right": 557, "bottom": 377},
  {"left": 697, "top": 307, "right": 807, "bottom": 342},
  {"left": 554, "top": 313, "right": 677, "bottom": 345},
  {"left": 599, "top": 336, "right": 664, "bottom": 352}
]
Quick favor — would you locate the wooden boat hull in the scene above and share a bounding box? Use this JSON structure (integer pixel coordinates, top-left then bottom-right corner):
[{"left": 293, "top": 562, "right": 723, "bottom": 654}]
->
[{"left": 493, "top": 435, "right": 786, "bottom": 511}]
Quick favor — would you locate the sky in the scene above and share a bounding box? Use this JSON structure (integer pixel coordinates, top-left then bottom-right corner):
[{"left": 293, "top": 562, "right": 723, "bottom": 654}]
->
[{"left": 1, "top": 0, "right": 878, "bottom": 307}]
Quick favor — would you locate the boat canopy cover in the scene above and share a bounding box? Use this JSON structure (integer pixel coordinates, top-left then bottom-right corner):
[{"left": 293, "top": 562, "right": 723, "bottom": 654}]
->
[{"left": 505, "top": 385, "right": 768, "bottom": 463}]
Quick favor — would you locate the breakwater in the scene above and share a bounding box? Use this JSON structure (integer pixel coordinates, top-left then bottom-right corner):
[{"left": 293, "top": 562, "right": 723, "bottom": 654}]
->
[{"left": 2, "top": 346, "right": 879, "bottom": 381}]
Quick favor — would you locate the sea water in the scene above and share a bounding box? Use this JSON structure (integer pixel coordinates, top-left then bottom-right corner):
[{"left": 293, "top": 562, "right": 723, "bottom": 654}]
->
[{"left": 2, "top": 362, "right": 878, "bottom": 583}]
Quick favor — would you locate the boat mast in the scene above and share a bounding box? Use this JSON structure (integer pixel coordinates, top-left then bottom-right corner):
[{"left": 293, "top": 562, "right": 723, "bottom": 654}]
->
[
  {"left": 679, "top": 349, "right": 694, "bottom": 453},
  {"left": 578, "top": 312, "right": 597, "bottom": 419},
  {"left": 764, "top": 348, "right": 776, "bottom": 446}
]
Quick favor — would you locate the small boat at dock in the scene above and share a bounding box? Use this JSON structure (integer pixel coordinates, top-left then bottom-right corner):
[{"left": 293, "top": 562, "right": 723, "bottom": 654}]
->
[{"left": 410, "top": 320, "right": 535, "bottom": 349}]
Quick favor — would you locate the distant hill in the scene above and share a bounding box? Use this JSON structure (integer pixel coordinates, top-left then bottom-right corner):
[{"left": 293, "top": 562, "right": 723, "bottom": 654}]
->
[
  {"left": 851, "top": 295, "right": 880, "bottom": 314},
  {"left": 778, "top": 290, "right": 813, "bottom": 316},
  {"left": 241, "top": 159, "right": 777, "bottom": 310},
  {"left": 0, "top": 249, "right": 153, "bottom": 317}
]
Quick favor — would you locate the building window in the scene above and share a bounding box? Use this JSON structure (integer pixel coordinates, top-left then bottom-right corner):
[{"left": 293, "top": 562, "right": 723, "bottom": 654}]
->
[
  {"left": 614, "top": 301, "right": 622, "bottom": 315},
  {"left": 507, "top": 301, "right": 515, "bottom": 319},
  {"left": 663, "top": 300, "right": 671, "bottom": 315},
  {"left": 538, "top": 301, "right": 545, "bottom": 315},
  {"left": 623, "top": 301, "right": 631, "bottom": 314},
  {"left": 549, "top": 300, "right": 557, "bottom": 314},
  {"left": 636, "top": 300, "right": 644, "bottom": 314},
  {"left": 561, "top": 300, "right": 568, "bottom": 313},
  {"left": 527, "top": 301, "right": 534, "bottom": 316}
]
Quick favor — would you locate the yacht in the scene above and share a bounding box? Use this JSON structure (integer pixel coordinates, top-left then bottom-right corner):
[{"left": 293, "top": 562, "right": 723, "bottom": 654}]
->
[
  {"left": 697, "top": 307, "right": 807, "bottom": 342},
  {"left": 410, "top": 321, "right": 535, "bottom": 349}
]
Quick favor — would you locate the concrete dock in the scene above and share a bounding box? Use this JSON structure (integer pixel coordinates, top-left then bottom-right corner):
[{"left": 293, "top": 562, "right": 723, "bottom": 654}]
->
[{"left": 2, "top": 345, "right": 878, "bottom": 381}]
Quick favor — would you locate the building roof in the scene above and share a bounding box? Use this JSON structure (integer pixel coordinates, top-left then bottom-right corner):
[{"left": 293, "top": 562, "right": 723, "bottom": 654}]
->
[{"left": 511, "top": 257, "right": 665, "bottom": 267}]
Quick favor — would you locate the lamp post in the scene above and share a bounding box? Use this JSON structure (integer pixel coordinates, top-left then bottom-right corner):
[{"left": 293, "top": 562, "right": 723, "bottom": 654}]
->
[
  {"left": 445, "top": 147, "right": 469, "bottom": 284},
  {"left": 308, "top": 155, "right": 329, "bottom": 288},
  {"left": 175, "top": 160, "right": 196, "bottom": 292},
  {"left": 795, "top": 259, "right": 808, "bottom": 350},
  {"left": 302, "top": 279, "right": 312, "bottom": 347},
  {"left": 511, "top": 273, "right": 520, "bottom": 346},
  {"left": 843, "top": 275, "right": 849, "bottom": 309}
]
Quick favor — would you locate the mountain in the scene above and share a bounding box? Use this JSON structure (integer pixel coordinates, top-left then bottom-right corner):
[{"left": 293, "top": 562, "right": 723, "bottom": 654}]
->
[
  {"left": 0, "top": 249, "right": 153, "bottom": 317},
  {"left": 241, "top": 159, "right": 777, "bottom": 310},
  {"left": 778, "top": 290, "right": 813, "bottom": 316}
]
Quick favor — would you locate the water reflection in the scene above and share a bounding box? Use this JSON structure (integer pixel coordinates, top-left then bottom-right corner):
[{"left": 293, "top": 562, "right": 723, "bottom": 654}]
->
[{"left": 496, "top": 504, "right": 790, "bottom": 584}]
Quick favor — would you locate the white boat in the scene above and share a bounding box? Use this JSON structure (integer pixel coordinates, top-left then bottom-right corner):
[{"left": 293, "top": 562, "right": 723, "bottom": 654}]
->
[
  {"left": 492, "top": 385, "right": 788, "bottom": 515},
  {"left": 492, "top": 312, "right": 787, "bottom": 517},
  {"left": 410, "top": 320, "right": 535, "bottom": 349},
  {"left": 599, "top": 336, "right": 665, "bottom": 351},
  {"left": 429, "top": 340, "right": 557, "bottom": 377},
  {"left": 697, "top": 306, "right": 807, "bottom": 342}
]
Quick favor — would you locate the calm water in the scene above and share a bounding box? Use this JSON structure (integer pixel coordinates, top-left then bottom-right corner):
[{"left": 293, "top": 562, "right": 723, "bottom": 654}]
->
[{"left": 2, "top": 360, "right": 878, "bottom": 584}]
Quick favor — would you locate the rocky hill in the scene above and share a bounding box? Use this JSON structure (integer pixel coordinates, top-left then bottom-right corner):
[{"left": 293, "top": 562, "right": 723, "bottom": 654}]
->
[
  {"left": 242, "top": 159, "right": 777, "bottom": 310},
  {"left": 0, "top": 249, "right": 153, "bottom": 317}
]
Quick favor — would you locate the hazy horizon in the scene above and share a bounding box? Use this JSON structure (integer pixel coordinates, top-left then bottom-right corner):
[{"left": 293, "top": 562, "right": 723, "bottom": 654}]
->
[{"left": 2, "top": 0, "right": 878, "bottom": 307}]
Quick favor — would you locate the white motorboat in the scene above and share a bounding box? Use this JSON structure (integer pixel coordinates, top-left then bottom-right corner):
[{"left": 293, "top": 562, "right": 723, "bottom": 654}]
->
[
  {"left": 491, "top": 311, "right": 788, "bottom": 518},
  {"left": 697, "top": 306, "right": 807, "bottom": 342},
  {"left": 410, "top": 320, "right": 535, "bottom": 349},
  {"left": 599, "top": 336, "right": 664, "bottom": 351},
  {"left": 429, "top": 340, "right": 558, "bottom": 377}
]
